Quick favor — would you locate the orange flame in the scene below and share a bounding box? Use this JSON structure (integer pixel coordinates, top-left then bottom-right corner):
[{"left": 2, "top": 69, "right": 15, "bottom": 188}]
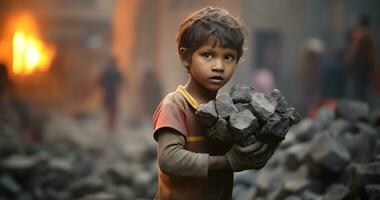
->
[{"left": 11, "top": 14, "right": 55, "bottom": 75}]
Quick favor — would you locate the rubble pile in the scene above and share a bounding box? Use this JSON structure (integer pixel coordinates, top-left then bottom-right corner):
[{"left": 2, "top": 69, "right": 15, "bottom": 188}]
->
[
  {"left": 196, "top": 85, "right": 300, "bottom": 153},
  {"left": 0, "top": 101, "right": 157, "bottom": 200},
  {"left": 232, "top": 100, "right": 380, "bottom": 200}
]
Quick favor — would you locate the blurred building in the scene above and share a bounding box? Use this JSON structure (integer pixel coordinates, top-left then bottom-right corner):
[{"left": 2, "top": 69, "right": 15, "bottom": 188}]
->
[{"left": 0, "top": 0, "right": 379, "bottom": 116}]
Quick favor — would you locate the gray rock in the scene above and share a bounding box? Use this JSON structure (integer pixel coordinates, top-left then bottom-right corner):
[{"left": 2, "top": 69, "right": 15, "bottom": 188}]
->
[
  {"left": 235, "top": 102, "right": 252, "bottom": 112},
  {"left": 114, "top": 185, "right": 136, "bottom": 200},
  {"left": 266, "top": 89, "right": 288, "bottom": 113},
  {"left": 196, "top": 100, "right": 217, "bottom": 127},
  {"left": 48, "top": 158, "right": 73, "bottom": 173},
  {"left": 77, "top": 192, "right": 117, "bottom": 200},
  {"left": 335, "top": 122, "right": 377, "bottom": 163},
  {"left": 230, "top": 85, "right": 252, "bottom": 103},
  {"left": 207, "top": 118, "right": 233, "bottom": 142},
  {"left": 301, "top": 190, "right": 321, "bottom": 200},
  {"left": 292, "top": 119, "right": 316, "bottom": 142},
  {"left": 345, "top": 162, "right": 380, "bottom": 186},
  {"left": 229, "top": 109, "right": 258, "bottom": 145},
  {"left": 314, "top": 107, "right": 335, "bottom": 130},
  {"left": 250, "top": 92, "right": 275, "bottom": 122},
  {"left": 255, "top": 166, "right": 289, "bottom": 192},
  {"left": 322, "top": 184, "right": 349, "bottom": 200},
  {"left": 257, "top": 113, "right": 290, "bottom": 145},
  {"left": 70, "top": 177, "right": 105, "bottom": 199},
  {"left": 307, "top": 132, "right": 350, "bottom": 174},
  {"left": 328, "top": 119, "right": 351, "bottom": 138},
  {"left": 133, "top": 170, "right": 154, "bottom": 196},
  {"left": 0, "top": 173, "right": 22, "bottom": 195},
  {"left": 234, "top": 170, "right": 259, "bottom": 186},
  {"left": 366, "top": 184, "right": 380, "bottom": 200},
  {"left": 232, "top": 184, "right": 248, "bottom": 200},
  {"left": 106, "top": 165, "right": 133, "bottom": 185},
  {"left": 335, "top": 100, "right": 369, "bottom": 121},
  {"left": 283, "top": 179, "right": 319, "bottom": 196},
  {"left": 284, "top": 195, "right": 302, "bottom": 200},
  {"left": 215, "top": 94, "right": 238, "bottom": 119},
  {"left": 284, "top": 143, "right": 310, "bottom": 171},
  {"left": 279, "top": 131, "right": 297, "bottom": 149},
  {"left": 266, "top": 184, "right": 287, "bottom": 200},
  {"left": 286, "top": 107, "right": 301, "bottom": 126},
  {"left": 2, "top": 154, "right": 40, "bottom": 175},
  {"left": 241, "top": 186, "right": 258, "bottom": 200}
]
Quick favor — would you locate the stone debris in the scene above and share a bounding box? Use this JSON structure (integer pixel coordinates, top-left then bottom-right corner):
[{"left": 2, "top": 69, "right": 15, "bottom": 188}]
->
[
  {"left": 335, "top": 100, "right": 369, "bottom": 122},
  {"left": 230, "top": 85, "right": 253, "bottom": 104},
  {"left": 365, "top": 184, "right": 380, "bottom": 200},
  {"left": 307, "top": 131, "right": 351, "bottom": 174},
  {"left": 266, "top": 89, "right": 288, "bottom": 114},
  {"left": 250, "top": 92, "right": 275, "bottom": 122},
  {"left": 230, "top": 99, "right": 380, "bottom": 200},
  {"left": 0, "top": 100, "right": 157, "bottom": 200},
  {"left": 215, "top": 93, "right": 238, "bottom": 119},
  {"left": 207, "top": 117, "right": 232, "bottom": 142},
  {"left": 196, "top": 85, "right": 300, "bottom": 149},
  {"left": 196, "top": 100, "right": 218, "bottom": 127},
  {"left": 2, "top": 89, "right": 379, "bottom": 200},
  {"left": 229, "top": 109, "right": 259, "bottom": 144}
]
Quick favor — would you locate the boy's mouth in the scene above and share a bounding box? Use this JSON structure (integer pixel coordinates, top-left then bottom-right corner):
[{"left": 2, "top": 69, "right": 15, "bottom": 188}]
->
[{"left": 209, "top": 75, "right": 224, "bottom": 83}]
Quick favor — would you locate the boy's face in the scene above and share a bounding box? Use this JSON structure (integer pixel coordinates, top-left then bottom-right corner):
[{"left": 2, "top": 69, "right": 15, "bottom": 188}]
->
[{"left": 186, "top": 37, "right": 238, "bottom": 93}]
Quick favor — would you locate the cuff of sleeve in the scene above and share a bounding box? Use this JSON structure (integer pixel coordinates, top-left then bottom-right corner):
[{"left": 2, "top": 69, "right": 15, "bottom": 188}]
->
[{"left": 198, "top": 154, "right": 209, "bottom": 178}]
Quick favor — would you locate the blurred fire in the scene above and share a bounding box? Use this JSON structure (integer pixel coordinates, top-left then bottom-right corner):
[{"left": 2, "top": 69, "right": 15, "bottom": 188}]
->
[{"left": 10, "top": 14, "right": 55, "bottom": 75}]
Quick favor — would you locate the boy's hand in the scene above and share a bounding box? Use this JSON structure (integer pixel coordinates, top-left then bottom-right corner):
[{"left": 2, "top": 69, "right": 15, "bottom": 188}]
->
[{"left": 225, "top": 141, "right": 277, "bottom": 172}]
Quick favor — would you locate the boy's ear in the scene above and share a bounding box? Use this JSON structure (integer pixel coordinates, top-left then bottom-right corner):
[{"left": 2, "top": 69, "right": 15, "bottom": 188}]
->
[{"left": 179, "top": 47, "right": 191, "bottom": 68}]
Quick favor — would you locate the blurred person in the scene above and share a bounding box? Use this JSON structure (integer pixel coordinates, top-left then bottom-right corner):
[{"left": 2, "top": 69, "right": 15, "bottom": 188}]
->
[
  {"left": 321, "top": 31, "right": 351, "bottom": 101},
  {"left": 344, "top": 14, "right": 375, "bottom": 102},
  {"left": 251, "top": 67, "right": 275, "bottom": 93},
  {"left": 296, "top": 38, "right": 325, "bottom": 117},
  {"left": 152, "top": 7, "right": 277, "bottom": 200},
  {"left": 99, "top": 56, "right": 123, "bottom": 131}
]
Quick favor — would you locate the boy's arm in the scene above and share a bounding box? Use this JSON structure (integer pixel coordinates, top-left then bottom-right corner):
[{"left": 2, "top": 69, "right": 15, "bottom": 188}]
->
[{"left": 157, "top": 128, "right": 231, "bottom": 178}]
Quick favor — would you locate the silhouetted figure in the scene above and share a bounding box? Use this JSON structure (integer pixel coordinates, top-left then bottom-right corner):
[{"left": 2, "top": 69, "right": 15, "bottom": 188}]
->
[
  {"left": 345, "top": 15, "right": 375, "bottom": 102},
  {"left": 297, "top": 38, "right": 325, "bottom": 116},
  {"left": 99, "top": 57, "right": 122, "bottom": 131},
  {"left": 321, "top": 32, "right": 351, "bottom": 100}
]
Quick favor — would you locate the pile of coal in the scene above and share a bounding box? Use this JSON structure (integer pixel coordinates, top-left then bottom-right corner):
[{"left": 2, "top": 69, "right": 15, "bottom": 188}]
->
[
  {"left": 0, "top": 100, "right": 158, "bottom": 200},
  {"left": 232, "top": 100, "right": 380, "bottom": 200},
  {"left": 196, "top": 85, "right": 300, "bottom": 150}
]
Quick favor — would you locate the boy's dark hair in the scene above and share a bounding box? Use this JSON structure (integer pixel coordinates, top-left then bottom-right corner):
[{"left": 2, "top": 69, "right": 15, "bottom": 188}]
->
[{"left": 176, "top": 6, "right": 247, "bottom": 64}]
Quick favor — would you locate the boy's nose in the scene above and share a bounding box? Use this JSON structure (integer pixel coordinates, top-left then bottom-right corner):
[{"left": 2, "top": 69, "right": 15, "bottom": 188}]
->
[{"left": 212, "top": 60, "right": 224, "bottom": 73}]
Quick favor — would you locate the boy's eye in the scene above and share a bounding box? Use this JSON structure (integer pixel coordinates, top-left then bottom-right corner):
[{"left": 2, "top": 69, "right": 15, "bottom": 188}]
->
[
  {"left": 202, "top": 52, "right": 213, "bottom": 59},
  {"left": 225, "top": 55, "right": 236, "bottom": 61}
]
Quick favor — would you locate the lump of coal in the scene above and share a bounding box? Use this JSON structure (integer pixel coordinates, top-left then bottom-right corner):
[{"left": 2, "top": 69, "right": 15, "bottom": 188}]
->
[
  {"left": 266, "top": 89, "right": 288, "bottom": 113},
  {"left": 229, "top": 109, "right": 259, "bottom": 145},
  {"left": 196, "top": 100, "right": 217, "bottom": 128},
  {"left": 207, "top": 118, "right": 233, "bottom": 142},
  {"left": 230, "top": 85, "right": 253, "bottom": 103},
  {"left": 286, "top": 107, "right": 301, "bottom": 126},
  {"left": 257, "top": 113, "right": 290, "bottom": 145},
  {"left": 250, "top": 92, "right": 275, "bottom": 122},
  {"left": 215, "top": 94, "right": 238, "bottom": 119}
]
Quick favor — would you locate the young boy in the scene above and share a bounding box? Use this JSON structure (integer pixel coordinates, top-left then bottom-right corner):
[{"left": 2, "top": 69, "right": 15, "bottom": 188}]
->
[{"left": 153, "top": 6, "right": 276, "bottom": 200}]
